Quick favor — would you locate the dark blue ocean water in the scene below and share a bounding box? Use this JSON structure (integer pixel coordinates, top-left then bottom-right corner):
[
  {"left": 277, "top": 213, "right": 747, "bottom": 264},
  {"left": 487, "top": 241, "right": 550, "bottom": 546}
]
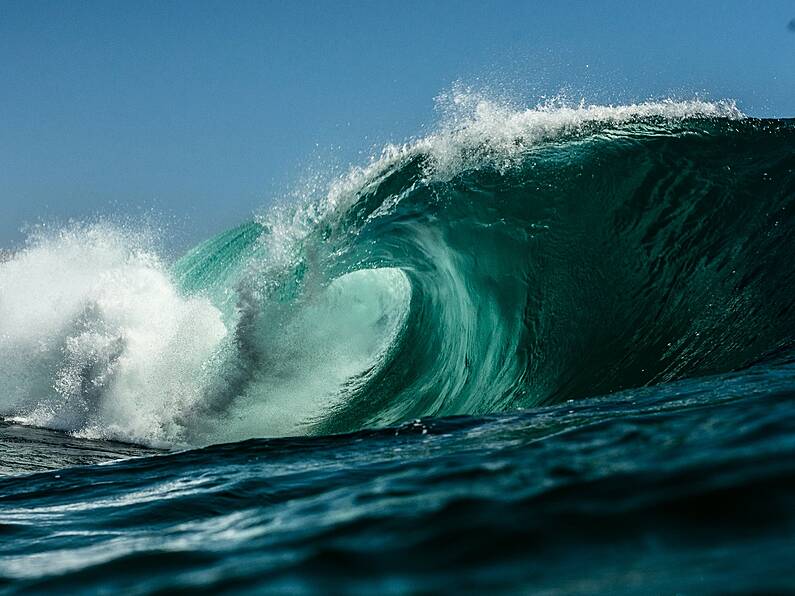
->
[{"left": 2, "top": 356, "right": 795, "bottom": 594}]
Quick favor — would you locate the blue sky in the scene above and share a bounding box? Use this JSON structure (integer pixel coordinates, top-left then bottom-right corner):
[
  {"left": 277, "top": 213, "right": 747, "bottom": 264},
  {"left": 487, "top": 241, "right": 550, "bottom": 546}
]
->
[{"left": 1, "top": 1, "right": 793, "bottom": 249}]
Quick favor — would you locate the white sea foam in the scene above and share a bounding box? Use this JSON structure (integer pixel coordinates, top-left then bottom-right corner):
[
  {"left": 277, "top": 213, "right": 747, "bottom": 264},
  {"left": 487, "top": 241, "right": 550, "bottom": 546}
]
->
[
  {"left": 0, "top": 225, "right": 228, "bottom": 446},
  {"left": 423, "top": 91, "right": 742, "bottom": 176}
]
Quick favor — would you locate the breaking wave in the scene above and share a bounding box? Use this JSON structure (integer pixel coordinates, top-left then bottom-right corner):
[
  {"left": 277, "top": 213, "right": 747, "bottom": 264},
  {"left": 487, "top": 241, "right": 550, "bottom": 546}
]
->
[{"left": 1, "top": 95, "right": 793, "bottom": 446}]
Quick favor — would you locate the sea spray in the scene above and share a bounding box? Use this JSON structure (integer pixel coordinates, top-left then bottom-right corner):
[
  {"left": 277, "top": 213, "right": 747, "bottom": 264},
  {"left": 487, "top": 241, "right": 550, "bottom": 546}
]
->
[{"left": 0, "top": 225, "right": 227, "bottom": 446}]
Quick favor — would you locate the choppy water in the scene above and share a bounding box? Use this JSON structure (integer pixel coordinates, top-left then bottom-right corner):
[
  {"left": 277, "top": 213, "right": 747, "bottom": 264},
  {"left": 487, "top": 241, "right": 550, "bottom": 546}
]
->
[{"left": 1, "top": 96, "right": 794, "bottom": 593}]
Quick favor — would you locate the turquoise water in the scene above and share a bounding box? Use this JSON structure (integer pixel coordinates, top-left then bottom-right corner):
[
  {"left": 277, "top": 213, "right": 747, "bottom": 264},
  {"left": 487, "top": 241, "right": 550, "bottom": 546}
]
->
[{"left": 1, "top": 98, "right": 794, "bottom": 593}]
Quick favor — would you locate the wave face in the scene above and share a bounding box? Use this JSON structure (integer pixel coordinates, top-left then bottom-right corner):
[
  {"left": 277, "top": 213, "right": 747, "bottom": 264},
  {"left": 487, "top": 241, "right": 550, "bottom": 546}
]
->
[{"left": 1, "top": 97, "right": 794, "bottom": 446}]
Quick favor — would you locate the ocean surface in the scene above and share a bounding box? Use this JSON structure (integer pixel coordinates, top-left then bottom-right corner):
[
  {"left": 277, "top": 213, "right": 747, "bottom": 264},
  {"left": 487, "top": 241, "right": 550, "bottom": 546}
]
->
[{"left": 1, "top": 96, "right": 794, "bottom": 593}]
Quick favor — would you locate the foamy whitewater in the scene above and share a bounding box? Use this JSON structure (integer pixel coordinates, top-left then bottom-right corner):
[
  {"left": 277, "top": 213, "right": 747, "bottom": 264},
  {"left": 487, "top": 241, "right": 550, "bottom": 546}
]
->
[{"left": 1, "top": 93, "right": 795, "bottom": 593}]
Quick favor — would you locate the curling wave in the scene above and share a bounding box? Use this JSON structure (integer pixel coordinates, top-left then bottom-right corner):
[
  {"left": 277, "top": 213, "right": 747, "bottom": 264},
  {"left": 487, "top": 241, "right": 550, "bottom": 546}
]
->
[{"left": 1, "top": 95, "right": 794, "bottom": 446}]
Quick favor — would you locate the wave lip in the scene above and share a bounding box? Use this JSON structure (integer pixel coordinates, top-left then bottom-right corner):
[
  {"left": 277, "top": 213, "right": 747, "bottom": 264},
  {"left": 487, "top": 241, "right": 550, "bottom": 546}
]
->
[{"left": 423, "top": 94, "right": 744, "bottom": 176}]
